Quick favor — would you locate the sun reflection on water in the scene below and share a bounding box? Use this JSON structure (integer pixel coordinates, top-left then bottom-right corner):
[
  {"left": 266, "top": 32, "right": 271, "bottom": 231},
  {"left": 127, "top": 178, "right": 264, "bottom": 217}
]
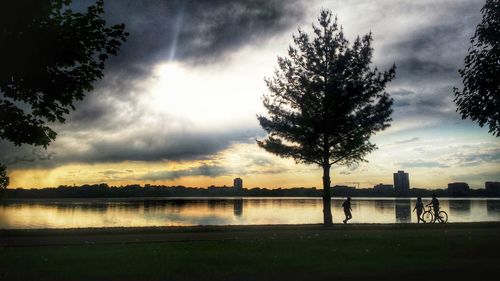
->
[{"left": 0, "top": 198, "right": 499, "bottom": 229}]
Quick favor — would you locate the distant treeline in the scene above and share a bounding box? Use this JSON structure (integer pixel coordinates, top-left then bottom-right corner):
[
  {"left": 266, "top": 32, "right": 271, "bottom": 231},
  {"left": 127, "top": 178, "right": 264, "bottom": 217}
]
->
[{"left": 1, "top": 184, "right": 499, "bottom": 199}]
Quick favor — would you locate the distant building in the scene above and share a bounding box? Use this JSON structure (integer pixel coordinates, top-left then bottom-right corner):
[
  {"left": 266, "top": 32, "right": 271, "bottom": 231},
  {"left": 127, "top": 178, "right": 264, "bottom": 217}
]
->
[
  {"left": 448, "top": 182, "right": 470, "bottom": 196},
  {"left": 393, "top": 171, "right": 410, "bottom": 196},
  {"left": 332, "top": 185, "right": 354, "bottom": 189},
  {"left": 374, "top": 183, "right": 394, "bottom": 193},
  {"left": 233, "top": 178, "right": 243, "bottom": 189},
  {"left": 486, "top": 182, "right": 500, "bottom": 196},
  {"left": 331, "top": 185, "right": 355, "bottom": 197}
]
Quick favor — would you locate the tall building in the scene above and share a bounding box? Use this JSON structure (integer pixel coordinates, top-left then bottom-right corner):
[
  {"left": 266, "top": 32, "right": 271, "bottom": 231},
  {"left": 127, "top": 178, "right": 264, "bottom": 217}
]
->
[
  {"left": 448, "top": 182, "right": 470, "bottom": 196},
  {"left": 233, "top": 178, "right": 243, "bottom": 189},
  {"left": 486, "top": 181, "right": 500, "bottom": 196},
  {"left": 393, "top": 171, "right": 410, "bottom": 196}
]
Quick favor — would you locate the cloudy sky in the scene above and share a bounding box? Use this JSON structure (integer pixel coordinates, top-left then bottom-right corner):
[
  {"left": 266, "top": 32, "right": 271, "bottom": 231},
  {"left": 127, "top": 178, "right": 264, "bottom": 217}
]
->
[{"left": 2, "top": 0, "right": 499, "bottom": 189}]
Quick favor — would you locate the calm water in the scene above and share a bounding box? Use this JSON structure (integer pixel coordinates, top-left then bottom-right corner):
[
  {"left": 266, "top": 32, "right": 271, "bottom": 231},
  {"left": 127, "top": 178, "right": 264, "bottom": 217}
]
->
[{"left": 1, "top": 197, "right": 500, "bottom": 229}]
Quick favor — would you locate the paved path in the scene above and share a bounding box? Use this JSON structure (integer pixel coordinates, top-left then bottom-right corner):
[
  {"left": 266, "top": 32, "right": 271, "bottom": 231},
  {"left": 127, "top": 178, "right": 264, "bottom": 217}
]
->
[{"left": 1, "top": 222, "right": 499, "bottom": 247}]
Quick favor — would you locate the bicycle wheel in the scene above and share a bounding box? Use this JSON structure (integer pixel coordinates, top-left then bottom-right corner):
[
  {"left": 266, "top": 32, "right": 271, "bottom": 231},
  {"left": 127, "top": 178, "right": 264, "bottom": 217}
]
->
[
  {"left": 437, "top": 211, "right": 448, "bottom": 223},
  {"left": 422, "top": 211, "right": 434, "bottom": 223}
]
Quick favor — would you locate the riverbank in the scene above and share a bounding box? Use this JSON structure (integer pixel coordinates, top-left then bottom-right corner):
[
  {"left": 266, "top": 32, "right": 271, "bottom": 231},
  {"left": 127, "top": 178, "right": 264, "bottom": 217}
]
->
[{"left": 1, "top": 223, "right": 500, "bottom": 280}]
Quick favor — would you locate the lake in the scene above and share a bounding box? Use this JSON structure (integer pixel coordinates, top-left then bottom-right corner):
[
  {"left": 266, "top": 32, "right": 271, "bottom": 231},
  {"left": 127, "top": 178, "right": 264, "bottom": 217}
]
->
[{"left": 1, "top": 197, "right": 500, "bottom": 229}]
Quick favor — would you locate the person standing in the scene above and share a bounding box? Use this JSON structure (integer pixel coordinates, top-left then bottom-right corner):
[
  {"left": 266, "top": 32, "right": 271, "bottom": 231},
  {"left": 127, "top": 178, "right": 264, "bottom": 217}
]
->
[
  {"left": 413, "top": 197, "right": 425, "bottom": 223},
  {"left": 342, "top": 197, "right": 352, "bottom": 224}
]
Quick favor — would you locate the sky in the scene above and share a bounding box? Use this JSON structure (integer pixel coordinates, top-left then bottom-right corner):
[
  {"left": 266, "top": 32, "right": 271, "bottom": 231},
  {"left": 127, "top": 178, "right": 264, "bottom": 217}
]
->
[{"left": 2, "top": 0, "right": 499, "bottom": 189}]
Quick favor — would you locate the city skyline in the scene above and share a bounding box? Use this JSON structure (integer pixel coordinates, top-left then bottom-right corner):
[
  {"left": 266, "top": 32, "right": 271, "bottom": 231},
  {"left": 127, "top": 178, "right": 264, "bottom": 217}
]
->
[
  {"left": 6, "top": 174, "right": 500, "bottom": 191},
  {"left": 1, "top": 0, "right": 499, "bottom": 189}
]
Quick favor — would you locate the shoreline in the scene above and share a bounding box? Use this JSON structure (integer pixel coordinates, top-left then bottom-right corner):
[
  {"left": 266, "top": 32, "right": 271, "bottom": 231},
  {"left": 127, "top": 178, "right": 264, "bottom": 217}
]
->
[{"left": 3, "top": 220, "right": 500, "bottom": 230}]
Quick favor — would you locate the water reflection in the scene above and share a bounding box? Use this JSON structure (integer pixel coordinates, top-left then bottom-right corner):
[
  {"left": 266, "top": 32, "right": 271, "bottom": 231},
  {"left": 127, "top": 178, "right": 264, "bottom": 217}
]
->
[
  {"left": 395, "top": 200, "right": 411, "bottom": 223},
  {"left": 234, "top": 199, "right": 243, "bottom": 217},
  {"left": 375, "top": 200, "right": 395, "bottom": 214},
  {"left": 449, "top": 200, "right": 471, "bottom": 216},
  {"left": 487, "top": 200, "right": 500, "bottom": 215},
  {"left": 0, "top": 198, "right": 499, "bottom": 229}
]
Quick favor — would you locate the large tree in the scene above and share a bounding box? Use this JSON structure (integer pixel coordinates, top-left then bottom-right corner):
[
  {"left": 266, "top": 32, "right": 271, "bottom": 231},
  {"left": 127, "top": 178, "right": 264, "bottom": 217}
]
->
[
  {"left": 454, "top": 0, "right": 500, "bottom": 137},
  {"left": 0, "top": 0, "right": 128, "bottom": 147},
  {"left": 257, "top": 10, "right": 395, "bottom": 225},
  {"left": 0, "top": 0, "right": 127, "bottom": 188}
]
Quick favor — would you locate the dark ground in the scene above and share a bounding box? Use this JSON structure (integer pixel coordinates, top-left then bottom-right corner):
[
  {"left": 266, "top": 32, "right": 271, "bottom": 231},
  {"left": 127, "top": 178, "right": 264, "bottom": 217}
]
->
[{"left": 1, "top": 223, "right": 500, "bottom": 281}]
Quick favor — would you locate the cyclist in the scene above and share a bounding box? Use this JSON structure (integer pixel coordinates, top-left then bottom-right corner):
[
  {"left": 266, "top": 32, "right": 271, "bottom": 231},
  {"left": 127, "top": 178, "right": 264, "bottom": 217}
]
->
[
  {"left": 413, "top": 197, "right": 425, "bottom": 223},
  {"left": 426, "top": 194, "right": 440, "bottom": 222}
]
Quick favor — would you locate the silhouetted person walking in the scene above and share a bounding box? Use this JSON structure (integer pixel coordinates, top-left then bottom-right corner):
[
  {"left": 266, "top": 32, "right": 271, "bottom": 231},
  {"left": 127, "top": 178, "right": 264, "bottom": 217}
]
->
[
  {"left": 342, "top": 197, "right": 352, "bottom": 224},
  {"left": 413, "top": 197, "right": 425, "bottom": 223},
  {"left": 426, "top": 194, "right": 440, "bottom": 222}
]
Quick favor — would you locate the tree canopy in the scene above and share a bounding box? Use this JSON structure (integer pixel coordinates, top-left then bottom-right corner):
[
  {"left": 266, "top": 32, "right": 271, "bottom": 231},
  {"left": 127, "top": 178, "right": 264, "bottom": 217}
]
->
[
  {"left": 257, "top": 10, "right": 395, "bottom": 225},
  {"left": 0, "top": 0, "right": 128, "bottom": 147},
  {"left": 454, "top": 0, "right": 500, "bottom": 137},
  {"left": 0, "top": 164, "right": 8, "bottom": 189}
]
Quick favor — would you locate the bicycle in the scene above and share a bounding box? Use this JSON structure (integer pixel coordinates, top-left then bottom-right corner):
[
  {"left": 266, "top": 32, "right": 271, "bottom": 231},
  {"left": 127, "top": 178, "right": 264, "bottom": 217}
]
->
[{"left": 422, "top": 205, "right": 448, "bottom": 223}]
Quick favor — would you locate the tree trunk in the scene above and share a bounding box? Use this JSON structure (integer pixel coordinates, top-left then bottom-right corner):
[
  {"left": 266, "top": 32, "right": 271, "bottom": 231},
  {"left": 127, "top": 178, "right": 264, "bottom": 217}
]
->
[{"left": 322, "top": 164, "right": 333, "bottom": 226}]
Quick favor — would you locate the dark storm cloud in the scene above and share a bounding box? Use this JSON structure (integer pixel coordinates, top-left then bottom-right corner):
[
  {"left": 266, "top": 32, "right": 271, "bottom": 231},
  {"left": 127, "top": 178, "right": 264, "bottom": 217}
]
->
[
  {"left": 75, "top": 131, "right": 253, "bottom": 163},
  {"left": 0, "top": 145, "right": 56, "bottom": 166},
  {"left": 334, "top": 163, "right": 360, "bottom": 176},
  {"left": 248, "top": 156, "right": 273, "bottom": 166},
  {"left": 390, "top": 24, "right": 467, "bottom": 83},
  {"left": 450, "top": 149, "right": 500, "bottom": 167},
  {"left": 0, "top": 142, "right": 51, "bottom": 167},
  {"left": 395, "top": 58, "right": 456, "bottom": 82},
  {"left": 378, "top": 1, "right": 483, "bottom": 85},
  {"left": 390, "top": 88, "right": 456, "bottom": 121},
  {"left": 100, "top": 169, "right": 134, "bottom": 176},
  {"left": 141, "top": 158, "right": 289, "bottom": 181},
  {"left": 142, "top": 164, "right": 227, "bottom": 181},
  {"left": 61, "top": 91, "right": 145, "bottom": 132},
  {"left": 393, "top": 137, "right": 420, "bottom": 145},
  {"left": 101, "top": 0, "right": 305, "bottom": 75},
  {"left": 395, "top": 160, "right": 449, "bottom": 169},
  {"left": 374, "top": 0, "right": 484, "bottom": 126},
  {"left": 1, "top": 127, "right": 265, "bottom": 168},
  {"left": 253, "top": 167, "right": 289, "bottom": 175},
  {"left": 98, "top": 169, "right": 135, "bottom": 180},
  {"left": 392, "top": 89, "right": 449, "bottom": 109}
]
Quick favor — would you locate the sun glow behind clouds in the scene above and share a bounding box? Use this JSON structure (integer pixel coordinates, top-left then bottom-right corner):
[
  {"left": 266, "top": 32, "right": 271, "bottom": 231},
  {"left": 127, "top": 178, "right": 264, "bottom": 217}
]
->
[{"left": 144, "top": 56, "right": 269, "bottom": 129}]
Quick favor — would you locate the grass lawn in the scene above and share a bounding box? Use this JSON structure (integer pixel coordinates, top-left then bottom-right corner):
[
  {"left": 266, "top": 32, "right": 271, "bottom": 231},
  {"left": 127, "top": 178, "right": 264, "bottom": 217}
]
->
[{"left": 1, "top": 224, "right": 500, "bottom": 280}]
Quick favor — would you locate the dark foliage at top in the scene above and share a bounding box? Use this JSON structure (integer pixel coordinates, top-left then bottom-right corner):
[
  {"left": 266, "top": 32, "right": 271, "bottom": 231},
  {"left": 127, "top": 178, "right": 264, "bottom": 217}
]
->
[
  {"left": 0, "top": 0, "right": 128, "bottom": 147},
  {"left": 454, "top": 0, "right": 500, "bottom": 137},
  {"left": 257, "top": 9, "right": 395, "bottom": 225},
  {"left": 0, "top": 164, "right": 8, "bottom": 189}
]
